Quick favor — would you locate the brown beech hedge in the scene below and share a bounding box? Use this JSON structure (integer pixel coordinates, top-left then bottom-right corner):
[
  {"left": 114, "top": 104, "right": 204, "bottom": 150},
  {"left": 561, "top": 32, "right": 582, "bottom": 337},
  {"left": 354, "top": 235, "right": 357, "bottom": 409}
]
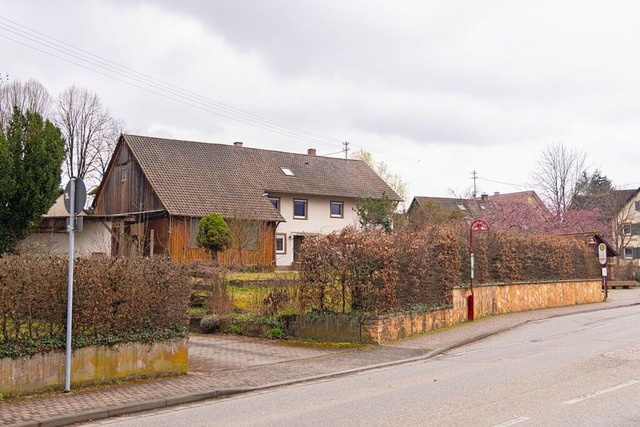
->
[
  {"left": 300, "top": 226, "right": 600, "bottom": 314},
  {"left": 0, "top": 256, "right": 190, "bottom": 358}
]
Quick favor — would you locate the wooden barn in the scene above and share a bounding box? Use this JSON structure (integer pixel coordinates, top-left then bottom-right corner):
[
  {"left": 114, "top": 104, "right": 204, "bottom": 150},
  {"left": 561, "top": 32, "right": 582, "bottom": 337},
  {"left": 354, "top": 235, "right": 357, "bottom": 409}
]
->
[{"left": 92, "top": 134, "right": 285, "bottom": 266}]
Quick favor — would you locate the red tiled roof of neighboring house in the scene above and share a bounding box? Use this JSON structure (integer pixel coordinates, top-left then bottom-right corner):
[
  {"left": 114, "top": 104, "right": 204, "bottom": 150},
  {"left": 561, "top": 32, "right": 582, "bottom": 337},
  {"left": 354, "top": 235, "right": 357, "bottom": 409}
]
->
[
  {"left": 480, "top": 190, "right": 551, "bottom": 219},
  {"left": 409, "top": 191, "right": 550, "bottom": 223},
  {"left": 409, "top": 196, "right": 484, "bottom": 220},
  {"left": 120, "top": 134, "right": 401, "bottom": 221}
]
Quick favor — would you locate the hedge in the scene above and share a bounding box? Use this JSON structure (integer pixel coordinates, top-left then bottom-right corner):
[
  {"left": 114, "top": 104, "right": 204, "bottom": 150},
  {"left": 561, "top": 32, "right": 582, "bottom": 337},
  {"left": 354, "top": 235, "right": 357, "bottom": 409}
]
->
[
  {"left": 0, "top": 256, "right": 190, "bottom": 358},
  {"left": 300, "top": 225, "right": 601, "bottom": 314}
]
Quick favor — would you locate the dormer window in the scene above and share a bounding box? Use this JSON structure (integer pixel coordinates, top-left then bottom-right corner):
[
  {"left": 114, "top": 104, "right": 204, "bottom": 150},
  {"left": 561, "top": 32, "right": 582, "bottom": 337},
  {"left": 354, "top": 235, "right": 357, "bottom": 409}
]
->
[{"left": 281, "top": 167, "right": 294, "bottom": 176}]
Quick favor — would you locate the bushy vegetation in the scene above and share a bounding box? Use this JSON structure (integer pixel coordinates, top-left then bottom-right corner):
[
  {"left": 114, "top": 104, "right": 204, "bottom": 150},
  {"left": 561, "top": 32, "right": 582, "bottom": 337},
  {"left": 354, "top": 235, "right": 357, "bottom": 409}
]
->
[
  {"left": 196, "top": 213, "right": 231, "bottom": 264},
  {"left": 0, "top": 256, "right": 190, "bottom": 358},
  {"left": 298, "top": 225, "right": 600, "bottom": 315},
  {"left": 192, "top": 224, "right": 601, "bottom": 335}
]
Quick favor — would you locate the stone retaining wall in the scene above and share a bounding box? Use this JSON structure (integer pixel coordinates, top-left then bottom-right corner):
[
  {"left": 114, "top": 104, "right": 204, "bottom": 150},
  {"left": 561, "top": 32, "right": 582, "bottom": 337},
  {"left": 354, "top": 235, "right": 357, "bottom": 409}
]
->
[
  {"left": 362, "top": 280, "right": 603, "bottom": 344},
  {"left": 0, "top": 337, "right": 188, "bottom": 397}
]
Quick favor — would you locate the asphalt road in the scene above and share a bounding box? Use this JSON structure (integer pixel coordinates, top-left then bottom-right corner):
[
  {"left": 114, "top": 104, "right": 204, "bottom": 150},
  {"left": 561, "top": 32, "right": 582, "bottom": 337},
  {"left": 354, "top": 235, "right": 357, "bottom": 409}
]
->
[{"left": 85, "top": 304, "right": 640, "bottom": 427}]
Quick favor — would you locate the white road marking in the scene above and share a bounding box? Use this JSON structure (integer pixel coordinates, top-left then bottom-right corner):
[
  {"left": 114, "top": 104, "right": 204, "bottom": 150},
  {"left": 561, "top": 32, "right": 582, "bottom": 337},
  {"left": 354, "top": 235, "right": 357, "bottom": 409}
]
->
[
  {"left": 492, "top": 416, "right": 530, "bottom": 426},
  {"left": 563, "top": 380, "right": 639, "bottom": 405}
]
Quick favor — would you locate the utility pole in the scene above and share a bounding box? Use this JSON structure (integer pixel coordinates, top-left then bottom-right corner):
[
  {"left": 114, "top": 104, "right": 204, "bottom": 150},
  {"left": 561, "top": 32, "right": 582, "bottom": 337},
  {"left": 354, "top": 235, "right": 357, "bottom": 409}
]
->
[
  {"left": 343, "top": 141, "right": 350, "bottom": 159},
  {"left": 471, "top": 170, "right": 478, "bottom": 198}
]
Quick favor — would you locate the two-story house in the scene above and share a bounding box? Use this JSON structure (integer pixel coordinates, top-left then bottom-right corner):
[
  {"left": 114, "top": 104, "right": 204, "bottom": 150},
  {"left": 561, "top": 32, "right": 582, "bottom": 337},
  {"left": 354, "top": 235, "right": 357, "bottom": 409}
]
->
[
  {"left": 92, "top": 134, "right": 400, "bottom": 268},
  {"left": 572, "top": 188, "right": 640, "bottom": 266}
]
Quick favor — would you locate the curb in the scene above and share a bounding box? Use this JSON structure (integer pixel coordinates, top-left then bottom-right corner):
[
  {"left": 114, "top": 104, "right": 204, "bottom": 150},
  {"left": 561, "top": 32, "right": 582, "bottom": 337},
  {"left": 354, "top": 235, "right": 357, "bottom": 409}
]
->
[{"left": 12, "top": 299, "right": 640, "bottom": 427}]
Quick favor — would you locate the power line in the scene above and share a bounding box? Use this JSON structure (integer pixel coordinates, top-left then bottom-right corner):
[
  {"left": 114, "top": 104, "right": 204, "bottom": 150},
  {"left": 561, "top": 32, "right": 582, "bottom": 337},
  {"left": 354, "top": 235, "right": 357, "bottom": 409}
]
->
[
  {"left": 477, "top": 176, "right": 528, "bottom": 188},
  {"left": 0, "top": 16, "right": 342, "bottom": 149},
  {"left": 0, "top": 15, "right": 539, "bottom": 193}
]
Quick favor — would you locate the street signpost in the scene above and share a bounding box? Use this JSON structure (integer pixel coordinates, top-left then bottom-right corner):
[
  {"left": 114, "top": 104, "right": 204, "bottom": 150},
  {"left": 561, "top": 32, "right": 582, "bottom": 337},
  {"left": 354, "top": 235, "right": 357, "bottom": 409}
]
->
[
  {"left": 469, "top": 219, "right": 489, "bottom": 321},
  {"left": 598, "top": 243, "right": 608, "bottom": 300},
  {"left": 63, "top": 177, "right": 86, "bottom": 392}
]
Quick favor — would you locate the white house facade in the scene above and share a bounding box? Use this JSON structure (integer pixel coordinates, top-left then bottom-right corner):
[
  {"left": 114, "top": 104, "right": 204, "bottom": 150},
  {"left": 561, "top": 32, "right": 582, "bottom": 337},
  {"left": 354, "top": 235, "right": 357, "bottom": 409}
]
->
[
  {"left": 266, "top": 193, "right": 359, "bottom": 267},
  {"left": 20, "top": 195, "right": 112, "bottom": 257},
  {"left": 619, "top": 190, "right": 640, "bottom": 265}
]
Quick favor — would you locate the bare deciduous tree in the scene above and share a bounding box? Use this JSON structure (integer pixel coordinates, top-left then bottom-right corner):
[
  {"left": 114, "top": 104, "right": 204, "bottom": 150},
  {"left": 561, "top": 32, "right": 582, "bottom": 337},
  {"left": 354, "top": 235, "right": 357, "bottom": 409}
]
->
[
  {"left": 55, "top": 85, "right": 122, "bottom": 189},
  {"left": 226, "top": 211, "right": 269, "bottom": 267},
  {"left": 0, "top": 78, "right": 52, "bottom": 130},
  {"left": 531, "top": 142, "right": 587, "bottom": 219},
  {"left": 352, "top": 149, "right": 407, "bottom": 210}
]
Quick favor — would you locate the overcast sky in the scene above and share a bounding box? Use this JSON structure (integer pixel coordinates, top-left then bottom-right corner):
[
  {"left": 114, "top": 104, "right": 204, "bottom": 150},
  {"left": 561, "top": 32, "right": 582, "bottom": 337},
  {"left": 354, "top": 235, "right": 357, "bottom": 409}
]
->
[{"left": 2, "top": 1, "right": 640, "bottom": 203}]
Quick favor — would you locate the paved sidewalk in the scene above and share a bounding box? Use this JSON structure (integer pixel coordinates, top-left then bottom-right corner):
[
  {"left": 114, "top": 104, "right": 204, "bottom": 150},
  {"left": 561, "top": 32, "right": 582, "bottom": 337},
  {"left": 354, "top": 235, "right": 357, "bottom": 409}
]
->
[{"left": 1, "top": 289, "right": 638, "bottom": 427}]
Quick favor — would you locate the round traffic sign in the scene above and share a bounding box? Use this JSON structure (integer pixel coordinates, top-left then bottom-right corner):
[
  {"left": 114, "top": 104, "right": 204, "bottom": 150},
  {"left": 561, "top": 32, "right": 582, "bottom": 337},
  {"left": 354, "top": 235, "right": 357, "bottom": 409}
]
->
[{"left": 63, "top": 178, "right": 87, "bottom": 214}]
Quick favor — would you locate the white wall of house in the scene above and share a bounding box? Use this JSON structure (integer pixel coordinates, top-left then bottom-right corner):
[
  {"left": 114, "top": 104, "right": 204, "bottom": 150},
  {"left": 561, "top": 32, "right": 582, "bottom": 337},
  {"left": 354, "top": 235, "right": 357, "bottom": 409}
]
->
[
  {"left": 619, "top": 192, "right": 640, "bottom": 266},
  {"left": 21, "top": 220, "right": 112, "bottom": 257},
  {"left": 269, "top": 193, "right": 359, "bottom": 267}
]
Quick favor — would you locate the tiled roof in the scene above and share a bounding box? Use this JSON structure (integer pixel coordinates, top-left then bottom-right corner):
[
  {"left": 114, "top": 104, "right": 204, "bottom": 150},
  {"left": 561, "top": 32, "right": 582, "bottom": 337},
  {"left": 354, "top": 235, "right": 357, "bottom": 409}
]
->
[
  {"left": 122, "top": 134, "right": 400, "bottom": 221},
  {"left": 410, "top": 191, "right": 549, "bottom": 222},
  {"left": 571, "top": 189, "right": 639, "bottom": 216},
  {"left": 410, "top": 196, "right": 484, "bottom": 220}
]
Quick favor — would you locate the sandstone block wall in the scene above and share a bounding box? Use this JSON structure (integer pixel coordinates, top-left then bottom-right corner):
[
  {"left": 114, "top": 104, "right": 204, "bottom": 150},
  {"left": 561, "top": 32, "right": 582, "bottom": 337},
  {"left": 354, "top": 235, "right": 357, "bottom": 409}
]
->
[{"left": 0, "top": 337, "right": 188, "bottom": 397}]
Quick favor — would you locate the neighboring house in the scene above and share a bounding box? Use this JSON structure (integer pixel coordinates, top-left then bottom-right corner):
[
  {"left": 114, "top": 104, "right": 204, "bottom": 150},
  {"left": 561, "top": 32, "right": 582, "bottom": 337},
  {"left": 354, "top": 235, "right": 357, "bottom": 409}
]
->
[
  {"left": 407, "top": 191, "right": 549, "bottom": 229},
  {"left": 572, "top": 188, "right": 640, "bottom": 266},
  {"left": 20, "top": 194, "right": 112, "bottom": 256},
  {"left": 92, "top": 134, "right": 400, "bottom": 268},
  {"left": 407, "top": 196, "right": 483, "bottom": 222}
]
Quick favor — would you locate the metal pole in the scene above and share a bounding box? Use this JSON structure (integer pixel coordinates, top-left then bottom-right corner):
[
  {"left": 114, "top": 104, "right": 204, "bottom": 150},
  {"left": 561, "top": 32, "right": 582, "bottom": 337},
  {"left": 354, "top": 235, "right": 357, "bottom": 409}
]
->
[
  {"left": 65, "top": 178, "right": 76, "bottom": 392},
  {"left": 469, "top": 224, "right": 474, "bottom": 321}
]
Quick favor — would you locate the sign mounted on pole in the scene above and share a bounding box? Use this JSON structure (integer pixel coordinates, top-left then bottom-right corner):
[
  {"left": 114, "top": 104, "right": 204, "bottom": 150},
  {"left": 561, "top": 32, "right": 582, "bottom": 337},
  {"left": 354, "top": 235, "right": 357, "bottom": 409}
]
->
[
  {"left": 63, "top": 177, "right": 86, "bottom": 392},
  {"left": 598, "top": 243, "right": 607, "bottom": 266},
  {"left": 64, "top": 178, "right": 87, "bottom": 216}
]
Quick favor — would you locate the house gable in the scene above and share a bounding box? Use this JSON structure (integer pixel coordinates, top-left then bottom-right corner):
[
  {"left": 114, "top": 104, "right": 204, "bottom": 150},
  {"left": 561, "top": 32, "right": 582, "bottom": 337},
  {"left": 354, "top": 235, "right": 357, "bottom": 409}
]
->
[{"left": 93, "top": 136, "right": 165, "bottom": 216}]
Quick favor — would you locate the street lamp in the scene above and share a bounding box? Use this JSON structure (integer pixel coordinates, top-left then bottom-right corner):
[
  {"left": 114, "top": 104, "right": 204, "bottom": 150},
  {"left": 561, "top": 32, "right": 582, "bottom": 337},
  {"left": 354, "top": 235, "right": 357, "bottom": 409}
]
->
[{"left": 469, "top": 219, "right": 489, "bottom": 321}]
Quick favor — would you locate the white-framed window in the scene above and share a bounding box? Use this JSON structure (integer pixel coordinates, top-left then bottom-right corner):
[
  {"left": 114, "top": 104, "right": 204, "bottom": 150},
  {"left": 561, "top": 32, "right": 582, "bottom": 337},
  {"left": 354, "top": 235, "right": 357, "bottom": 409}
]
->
[
  {"left": 121, "top": 164, "right": 128, "bottom": 182},
  {"left": 624, "top": 247, "right": 634, "bottom": 259},
  {"left": 275, "top": 233, "right": 286, "bottom": 254},
  {"left": 623, "top": 224, "right": 631, "bottom": 235},
  {"left": 293, "top": 199, "right": 308, "bottom": 219},
  {"left": 330, "top": 201, "right": 344, "bottom": 218}
]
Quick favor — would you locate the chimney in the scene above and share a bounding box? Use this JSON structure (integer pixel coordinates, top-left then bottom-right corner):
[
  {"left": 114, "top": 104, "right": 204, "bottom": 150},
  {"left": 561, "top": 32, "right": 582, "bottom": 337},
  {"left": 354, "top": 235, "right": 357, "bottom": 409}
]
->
[
  {"left": 307, "top": 148, "right": 316, "bottom": 156},
  {"left": 233, "top": 141, "right": 243, "bottom": 147},
  {"left": 481, "top": 193, "right": 488, "bottom": 201}
]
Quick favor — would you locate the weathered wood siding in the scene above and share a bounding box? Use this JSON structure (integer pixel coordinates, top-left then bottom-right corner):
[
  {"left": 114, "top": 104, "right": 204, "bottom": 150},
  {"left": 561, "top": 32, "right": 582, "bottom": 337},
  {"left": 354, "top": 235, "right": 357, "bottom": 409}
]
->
[
  {"left": 94, "top": 143, "right": 164, "bottom": 215},
  {"left": 147, "top": 218, "right": 170, "bottom": 256},
  {"left": 220, "top": 221, "right": 276, "bottom": 267},
  {"left": 169, "top": 217, "right": 276, "bottom": 266}
]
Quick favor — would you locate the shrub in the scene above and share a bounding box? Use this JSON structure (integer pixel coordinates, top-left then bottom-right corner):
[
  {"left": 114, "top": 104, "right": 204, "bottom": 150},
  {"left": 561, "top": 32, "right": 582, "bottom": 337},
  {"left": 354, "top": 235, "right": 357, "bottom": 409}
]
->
[
  {"left": 266, "top": 325, "right": 285, "bottom": 339},
  {"left": 228, "top": 324, "right": 244, "bottom": 335},
  {"left": 0, "top": 255, "right": 190, "bottom": 358},
  {"left": 299, "top": 227, "right": 397, "bottom": 314},
  {"left": 300, "top": 225, "right": 600, "bottom": 314},
  {"left": 196, "top": 213, "right": 231, "bottom": 264}
]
